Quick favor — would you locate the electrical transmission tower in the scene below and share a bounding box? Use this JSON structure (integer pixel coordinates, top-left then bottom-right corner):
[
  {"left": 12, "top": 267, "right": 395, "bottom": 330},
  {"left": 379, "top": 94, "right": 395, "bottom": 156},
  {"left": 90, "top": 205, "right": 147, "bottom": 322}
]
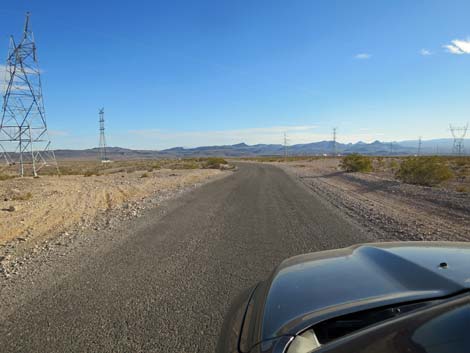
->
[
  {"left": 98, "top": 108, "right": 109, "bottom": 162},
  {"left": 332, "top": 128, "right": 337, "bottom": 156},
  {"left": 417, "top": 136, "right": 422, "bottom": 156},
  {"left": 0, "top": 13, "right": 58, "bottom": 177},
  {"left": 450, "top": 124, "right": 468, "bottom": 156}
]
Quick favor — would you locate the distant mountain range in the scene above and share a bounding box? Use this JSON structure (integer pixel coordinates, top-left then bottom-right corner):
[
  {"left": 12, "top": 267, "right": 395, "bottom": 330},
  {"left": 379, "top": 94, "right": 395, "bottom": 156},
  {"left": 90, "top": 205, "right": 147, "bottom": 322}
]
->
[{"left": 53, "top": 138, "right": 469, "bottom": 159}]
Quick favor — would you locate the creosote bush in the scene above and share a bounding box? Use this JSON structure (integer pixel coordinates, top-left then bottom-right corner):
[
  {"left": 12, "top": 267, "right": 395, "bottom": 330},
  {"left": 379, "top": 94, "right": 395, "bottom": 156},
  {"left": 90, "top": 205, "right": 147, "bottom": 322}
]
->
[
  {"left": 340, "top": 154, "right": 372, "bottom": 172},
  {"left": 395, "top": 157, "right": 453, "bottom": 186}
]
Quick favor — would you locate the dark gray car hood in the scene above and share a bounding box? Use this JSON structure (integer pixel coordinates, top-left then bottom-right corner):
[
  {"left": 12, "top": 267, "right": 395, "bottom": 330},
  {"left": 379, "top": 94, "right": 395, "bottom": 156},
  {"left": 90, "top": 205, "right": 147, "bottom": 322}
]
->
[{"left": 260, "top": 242, "right": 470, "bottom": 341}]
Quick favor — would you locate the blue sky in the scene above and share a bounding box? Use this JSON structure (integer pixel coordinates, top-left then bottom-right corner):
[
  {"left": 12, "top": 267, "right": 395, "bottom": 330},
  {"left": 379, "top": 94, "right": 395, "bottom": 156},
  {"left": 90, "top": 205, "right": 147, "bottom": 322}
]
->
[{"left": 1, "top": 0, "right": 470, "bottom": 149}]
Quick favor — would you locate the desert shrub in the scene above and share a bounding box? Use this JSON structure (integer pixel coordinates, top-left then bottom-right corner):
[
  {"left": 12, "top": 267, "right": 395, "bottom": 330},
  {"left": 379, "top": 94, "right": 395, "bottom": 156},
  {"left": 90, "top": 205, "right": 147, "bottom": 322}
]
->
[
  {"left": 340, "top": 154, "right": 372, "bottom": 172},
  {"left": 203, "top": 157, "right": 228, "bottom": 169},
  {"left": 396, "top": 157, "right": 453, "bottom": 186},
  {"left": 140, "top": 172, "right": 149, "bottom": 178}
]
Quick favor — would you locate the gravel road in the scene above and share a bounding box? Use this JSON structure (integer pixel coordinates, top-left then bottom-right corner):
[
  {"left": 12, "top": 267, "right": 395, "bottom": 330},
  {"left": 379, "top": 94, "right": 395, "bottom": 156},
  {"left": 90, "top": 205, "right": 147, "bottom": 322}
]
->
[{"left": 0, "top": 163, "right": 374, "bottom": 353}]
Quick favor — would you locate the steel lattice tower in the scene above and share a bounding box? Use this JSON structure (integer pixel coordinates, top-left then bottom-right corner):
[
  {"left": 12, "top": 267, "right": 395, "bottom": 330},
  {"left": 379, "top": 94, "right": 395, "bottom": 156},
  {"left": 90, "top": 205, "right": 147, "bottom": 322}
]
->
[
  {"left": 0, "top": 13, "right": 58, "bottom": 177},
  {"left": 99, "top": 108, "right": 108, "bottom": 162},
  {"left": 450, "top": 124, "right": 468, "bottom": 156},
  {"left": 332, "top": 127, "right": 337, "bottom": 156}
]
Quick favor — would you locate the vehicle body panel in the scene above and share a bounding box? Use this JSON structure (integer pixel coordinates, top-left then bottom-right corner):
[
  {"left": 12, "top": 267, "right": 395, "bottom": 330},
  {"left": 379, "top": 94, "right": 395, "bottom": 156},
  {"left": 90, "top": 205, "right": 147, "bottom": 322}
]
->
[
  {"left": 218, "top": 241, "right": 470, "bottom": 353},
  {"left": 263, "top": 242, "right": 470, "bottom": 340}
]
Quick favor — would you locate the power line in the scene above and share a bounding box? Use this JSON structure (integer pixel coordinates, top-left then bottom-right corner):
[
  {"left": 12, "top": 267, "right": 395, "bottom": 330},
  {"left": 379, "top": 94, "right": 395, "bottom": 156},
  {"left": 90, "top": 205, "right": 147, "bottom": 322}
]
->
[{"left": 0, "top": 12, "right": 58, "bottom": 177}]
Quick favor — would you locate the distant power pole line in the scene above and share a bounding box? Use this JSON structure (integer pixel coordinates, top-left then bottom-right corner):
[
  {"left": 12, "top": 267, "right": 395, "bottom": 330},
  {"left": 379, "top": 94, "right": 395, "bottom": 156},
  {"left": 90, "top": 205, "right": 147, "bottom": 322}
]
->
[
  {"left": 417, "top": 136, "right": 422, "bottom": 156},
  {"left": 99, "top": 108, "right": 109, "bottom": 162},
  {"left": 0, "top": 12, "right": 58, "bottom": 177},
  {"left": 332, "top": 127, "right": 337, "bottom": 156},
  {"left": 389, "top": 142, "right": 394, "bottom": 156},
  {"left": 450, "top": 123, "right": 468, "bottom": 156},
  {"left": 283, "top": 132, "right": 288, "bottom": 160}
]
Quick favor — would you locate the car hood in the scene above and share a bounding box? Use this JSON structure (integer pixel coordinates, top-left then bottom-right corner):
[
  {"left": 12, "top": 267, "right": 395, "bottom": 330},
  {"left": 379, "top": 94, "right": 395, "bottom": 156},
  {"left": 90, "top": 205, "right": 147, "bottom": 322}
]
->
[{"left": 260, "top": 242, "right": 470, "bottom": 342}]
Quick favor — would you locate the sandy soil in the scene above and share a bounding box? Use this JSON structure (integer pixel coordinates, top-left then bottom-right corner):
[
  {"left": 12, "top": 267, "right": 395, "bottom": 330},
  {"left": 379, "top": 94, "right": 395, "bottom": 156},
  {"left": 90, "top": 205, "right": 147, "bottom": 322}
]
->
[
  {"left": 280, "top": 158, "right": 470, "bottom": 242},
  {"left": 0, "top": 168, "right": 223, "bottom": 247}
]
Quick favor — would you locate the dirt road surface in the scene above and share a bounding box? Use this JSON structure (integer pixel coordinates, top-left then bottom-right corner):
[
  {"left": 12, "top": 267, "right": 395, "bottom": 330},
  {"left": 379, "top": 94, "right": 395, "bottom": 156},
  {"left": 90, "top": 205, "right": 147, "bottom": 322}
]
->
[{"left": 0, "top": 163, "right": 413, "bottom": 352}]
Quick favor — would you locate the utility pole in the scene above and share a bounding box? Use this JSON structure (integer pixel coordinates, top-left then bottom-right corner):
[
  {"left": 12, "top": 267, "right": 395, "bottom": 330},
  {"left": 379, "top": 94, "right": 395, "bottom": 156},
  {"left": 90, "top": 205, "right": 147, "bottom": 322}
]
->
[
  {"left": 450, "top": 124, "right": 468, "bottom": 156},
  {"left": 332, "top": 127, "right": 337, "bottom": 156},
  {"left": 99, "top": 108, "right": 108, "bottom": 162},
  {"left": 283, "top": 132, "right": 288, "bottom": 160},
  {"left": 417, "top": 136, "right": 422, "bottom": 156},
  {"left": 0, "top": 13, "right": 58, "bottom": 176},
  {"left": 389, "top": 142, "right": 394, "bottom": 156}
]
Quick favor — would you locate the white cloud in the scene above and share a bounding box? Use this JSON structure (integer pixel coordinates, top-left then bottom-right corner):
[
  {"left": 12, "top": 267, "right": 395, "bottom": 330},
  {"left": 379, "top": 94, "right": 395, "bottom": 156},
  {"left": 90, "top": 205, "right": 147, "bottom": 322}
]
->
[
  {"left": 444, "top": 38, "right": 470, "bottom": 55},
  {"left": 420, "top": 49, "right": 432, "bottom": 56},
  {"left": 355, "top": 53, "right": 371, "bottom": 60}
]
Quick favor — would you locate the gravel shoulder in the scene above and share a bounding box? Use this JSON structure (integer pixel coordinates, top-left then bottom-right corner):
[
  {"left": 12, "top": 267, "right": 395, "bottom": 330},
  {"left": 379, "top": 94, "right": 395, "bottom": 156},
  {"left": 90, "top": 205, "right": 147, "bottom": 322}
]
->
[
  {"left": 0, "top": 168, "right": 227, "bottom": 279},
  {"left": 279, "top": 159, "right": 470, "bottom": 242}
]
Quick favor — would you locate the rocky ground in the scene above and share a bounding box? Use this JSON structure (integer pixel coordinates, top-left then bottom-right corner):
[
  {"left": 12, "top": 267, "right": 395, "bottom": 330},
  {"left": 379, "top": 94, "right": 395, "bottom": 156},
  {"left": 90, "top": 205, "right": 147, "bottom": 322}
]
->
[
  {"left": 0, "top": 168, "right": 228, "bottom": 279},
  {"left": 280, "top": 158, "right": 470, "bottom": 242}
]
